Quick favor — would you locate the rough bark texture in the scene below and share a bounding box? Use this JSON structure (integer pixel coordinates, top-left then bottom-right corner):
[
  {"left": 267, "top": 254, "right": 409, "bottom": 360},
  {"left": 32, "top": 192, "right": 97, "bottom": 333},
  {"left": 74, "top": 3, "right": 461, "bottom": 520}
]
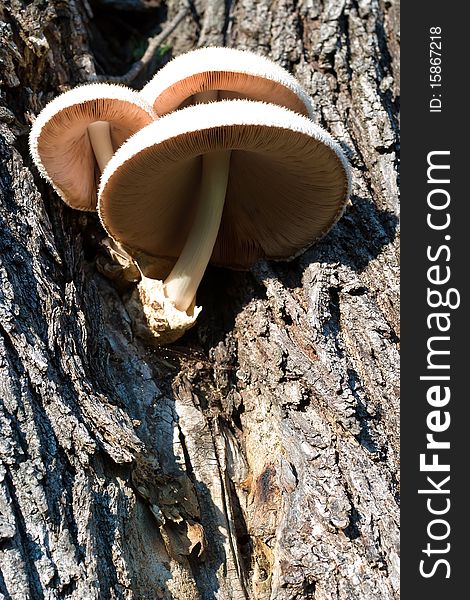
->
[{"left": 0, "top": 0, "right": 399, "bottom": 599}]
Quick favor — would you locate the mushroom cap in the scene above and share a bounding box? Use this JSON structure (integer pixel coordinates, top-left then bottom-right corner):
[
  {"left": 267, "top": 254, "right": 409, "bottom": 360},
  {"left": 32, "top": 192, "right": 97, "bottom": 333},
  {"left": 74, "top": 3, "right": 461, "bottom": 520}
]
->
[
  {"left": 140, "top": 46, "right": 315, "bottom": 118},
  {"left": 29, "top": 83, "right": 156, "bottom": 211},
  {"left": 98, "top": 99, "right": 351, "bottom": 270}
]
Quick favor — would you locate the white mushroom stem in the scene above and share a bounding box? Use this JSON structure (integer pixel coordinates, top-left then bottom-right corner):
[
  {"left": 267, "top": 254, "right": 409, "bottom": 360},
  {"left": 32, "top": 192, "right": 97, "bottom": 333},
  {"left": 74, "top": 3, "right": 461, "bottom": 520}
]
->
[
  {"left": 164, "top": 149, "right": 231, "bottom": 312},
  {"left": 87, "top": 121, "right": 114, "bottom": 171}
]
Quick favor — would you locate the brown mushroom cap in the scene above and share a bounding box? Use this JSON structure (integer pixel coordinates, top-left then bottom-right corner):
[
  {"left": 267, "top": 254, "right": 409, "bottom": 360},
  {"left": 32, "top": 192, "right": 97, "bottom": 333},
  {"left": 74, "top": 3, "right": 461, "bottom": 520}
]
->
[
  {"left": 98, "top": 100, "right": 351, "bottom": 270},
  {"left": 29, "top": 83, "right": 155, "bottom": 211},
  {"left": 140, "top": 47, "right": 315, "bottom": 118}
]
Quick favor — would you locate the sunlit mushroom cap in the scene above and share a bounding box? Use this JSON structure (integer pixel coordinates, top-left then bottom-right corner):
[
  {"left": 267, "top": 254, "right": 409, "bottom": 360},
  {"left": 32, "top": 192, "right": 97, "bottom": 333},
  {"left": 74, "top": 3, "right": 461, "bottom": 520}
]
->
[
  {"left": 99, "top": 99, "right": 351, "bottom": 270},
  {"left": 140, "top": 46, "right": 315, "bottom": 118},
  {"left": 29, "top": 83, "right": 155, "bottom": 211}
]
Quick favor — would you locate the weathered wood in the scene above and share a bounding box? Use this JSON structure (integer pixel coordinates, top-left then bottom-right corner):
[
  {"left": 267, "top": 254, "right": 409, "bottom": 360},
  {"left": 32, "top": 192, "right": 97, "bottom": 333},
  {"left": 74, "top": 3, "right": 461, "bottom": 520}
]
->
[{"left": 0, "top": 0, "right": 399, "bottom": 598}]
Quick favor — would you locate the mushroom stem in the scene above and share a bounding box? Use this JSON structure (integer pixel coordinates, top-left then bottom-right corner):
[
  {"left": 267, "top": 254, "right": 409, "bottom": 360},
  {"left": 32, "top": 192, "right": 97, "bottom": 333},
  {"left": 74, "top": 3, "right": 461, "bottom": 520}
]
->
[
  {"left": 164, "top": 150, "right": 231, "bottom": 312},
  {"left": 87, "top": 121, "right": 114, "bottom": 171}
]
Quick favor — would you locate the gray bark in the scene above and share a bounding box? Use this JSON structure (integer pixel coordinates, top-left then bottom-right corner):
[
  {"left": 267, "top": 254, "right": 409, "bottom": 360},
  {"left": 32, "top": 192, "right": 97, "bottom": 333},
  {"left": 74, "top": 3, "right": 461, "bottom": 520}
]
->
[{"left": 0, "top": 0, "right": 399, "bottom": 599}]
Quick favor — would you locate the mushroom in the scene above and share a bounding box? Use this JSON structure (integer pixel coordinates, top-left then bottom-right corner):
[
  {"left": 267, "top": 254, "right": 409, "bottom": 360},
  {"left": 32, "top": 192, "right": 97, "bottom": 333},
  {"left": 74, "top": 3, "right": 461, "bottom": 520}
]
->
[
  {"left": 29, "top": 83, "right": 156, "bottom": 211},
  {"left": 140, "top": 46, "right": 315, "bottom": 118},
  {"left": 98, "top": 99, "right": 351, "bottom": 344}
]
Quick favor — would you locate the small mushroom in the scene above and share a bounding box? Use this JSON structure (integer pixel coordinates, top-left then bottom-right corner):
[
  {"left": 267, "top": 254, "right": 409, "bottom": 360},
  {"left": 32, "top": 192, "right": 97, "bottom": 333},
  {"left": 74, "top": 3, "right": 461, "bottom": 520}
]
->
[
  {"left": 29, "top": 83, "right": 156, "bottom": 211},
  {"left": 140, "top": 46, "right": 314, "bottom": 117},
  {"left": 98, "top": 99, "right": 350, "bottom": 343}
]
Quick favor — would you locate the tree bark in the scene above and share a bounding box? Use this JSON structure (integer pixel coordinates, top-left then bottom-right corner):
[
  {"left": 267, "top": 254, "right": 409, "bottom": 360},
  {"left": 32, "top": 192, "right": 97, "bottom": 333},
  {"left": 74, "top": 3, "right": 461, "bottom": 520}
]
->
[{"left": 0, "top": 0, "right": 399, "bottom": 599}]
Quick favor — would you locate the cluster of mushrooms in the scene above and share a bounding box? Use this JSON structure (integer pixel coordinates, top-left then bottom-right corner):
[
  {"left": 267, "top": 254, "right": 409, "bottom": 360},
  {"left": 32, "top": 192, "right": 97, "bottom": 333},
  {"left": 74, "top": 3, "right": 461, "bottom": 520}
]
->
[{"left": 30, "top": 47, "right": 351, "bottom": 344}]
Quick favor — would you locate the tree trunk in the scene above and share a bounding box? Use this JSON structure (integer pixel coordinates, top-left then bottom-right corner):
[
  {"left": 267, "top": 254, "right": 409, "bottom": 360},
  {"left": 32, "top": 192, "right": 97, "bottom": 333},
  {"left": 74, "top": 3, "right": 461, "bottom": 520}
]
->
[{"left": 0, "top": 0, "right": 399, "bottom": 598}]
